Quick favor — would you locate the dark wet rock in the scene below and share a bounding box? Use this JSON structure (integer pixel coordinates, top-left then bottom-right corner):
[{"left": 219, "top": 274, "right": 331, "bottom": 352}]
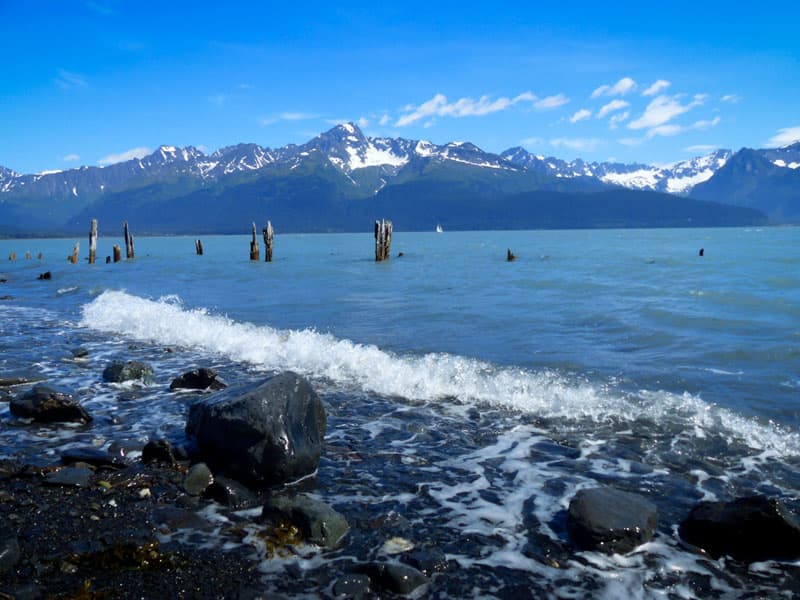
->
[
  {"left": 183, "top": 463, "right": 214, "bottom": 496},
  {"left": 363, "top": 562, "right": 429, "bottom": 595},
  {"left": 404, "top": 545, "right": 450, "bottom": 575},
  {"left": 0, "top": 374, "right": 42, "bottom": 387},
  {"left": 261, "top": 494, "right": 349, "bottom": 549},
  {"left": 186, "top": 371, "right": 326, "bottom": 488},
  {"left": 170, "top": 367, "right": 227, "bottom": 391},
  {"left": 333, "top": 573, "right": 371, "bottom": 598},
  {"left": 151, "top": 506, "right": 213, "bottom": 532},
  {"left": 203, "top": 475, "right": 259, "bottom": 510},
  {"left": 141, "top": 438, "right": 177, "bottom": 465},
  {"left": 61, "top": 447, "right": 127, "bottom": 469},
  {"left": 0, "top": 276, "right": 6, "bottom": 283},
  {"left": 102, "top": 360, "right": 154, "bottom": 384},
  {"left": 0, "top": 295, "right": 12, "bottom": 300},
  {"left": 0, "top": 389, "right": 11, "bottom": 402},
  {"left": 10, "top": 385, "right": 92, "bottom": 424},
  {"left": 0, "top": 534, "right": 20, "bottom": 575},
  {"left": 71, "top": 347, "right": 89, "bottom": 359},
  {"left": 44, "top": 467, "right": 94, "bottom": 488},
  {"left": 37, "top": 271, "right": 51, "bottom": 280},
  {"left": 679, "top": 495, "right": 800, "bottom": 562},
  {"left": 567, "top": 487, "right": 658, "bottom": 554}
]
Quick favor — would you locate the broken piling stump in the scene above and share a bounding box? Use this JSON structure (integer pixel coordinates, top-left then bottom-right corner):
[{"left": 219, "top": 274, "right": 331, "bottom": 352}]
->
[
  {"left": 25, "top": 251, "right": 31, "bottom": 260},
  {"left": 507, "top": 248, "right": 516, "bottom": 262},
  {"left": 195, "top": 239, "right": 204, "bottom": 255},
  {"left": 113, "top": 245, "right": 121, "bottom": 263},
  {"left": 88, "top": 219, "right": 98, "bottom": 264},
  {"left": 374, "top": 219, "right": 393, "bottom": 262},
  {"left": 68, "top": 242, "right": 79, "bottom": 265},
  {"left": 249, "top": 223, "right": 260, "bottom": 261},
  {"left": 262, "top": 221, "right": 274, "bottom": 262},
  {"left": 8, "top": 252, "right": 15, "bottom": 261},
  {"left": 124, "top": 221, "right": 135, "bottom": 259}
]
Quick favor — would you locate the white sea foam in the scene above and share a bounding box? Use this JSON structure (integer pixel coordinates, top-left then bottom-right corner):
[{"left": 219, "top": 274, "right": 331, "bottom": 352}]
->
[{"left": 80, "top": 291, "right": 800, "bottom": 456}]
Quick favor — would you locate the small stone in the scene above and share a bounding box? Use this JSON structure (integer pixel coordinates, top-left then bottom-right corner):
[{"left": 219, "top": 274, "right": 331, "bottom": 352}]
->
[
  {"left": 364, "top": 562, "right": 429, "bottom": 595},
  {"left": 138, "top": 488, "right": 152, "bottom": 499},
  {"left": 71, "top": 347, "right": 89, "bottom": 359},
  {"left": 44, "top": 467, "right": 94, "bottom": 488},
  {"left": 261, "top": 494, "right": 349, "bottom": 549},
  {"left": 141, "top": 438, "right": 177, "bottom": 465},
  {"left": 10, "top": 385, "right": 92, "bottom": 424},
  {"left": 37, "top": 271, "right": 52, "bottom": 280},
  {"left": 203, "top": 475, "right": 259, "bottom": 510},
  {"left": 170, "top": 367, "right": 227, "bottom": 391},
  {"left": 184, "top": 462, "right": 214, "bottom": 496},
  {"left": 102, "top": 361, "right": 154, "bottom": 384},
  {"left": 61, "top": 446, "right": 126, "bottom": 469}
]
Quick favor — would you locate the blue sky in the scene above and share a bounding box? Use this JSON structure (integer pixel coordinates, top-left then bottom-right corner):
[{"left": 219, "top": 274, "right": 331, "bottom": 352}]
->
[{"left": 2, "top": 1, "right": 799, "bottom": 174}]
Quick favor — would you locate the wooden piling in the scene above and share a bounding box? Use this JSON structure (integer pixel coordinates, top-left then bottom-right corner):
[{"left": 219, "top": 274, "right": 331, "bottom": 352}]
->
[
  {"left": 37, "top": 252, "right": 42, "bottom": 260},
  {"left": 507, "top": 248, "right": 516, "bottom": 262},
  {"left": 124, "top": 221, "right": 135, "bottom": 259},
  {"left": 105, "top": 256, "right": 111, "bottom": 264},
  {"left": 374, "top": 219, "right": 393, "bottom": 262},
  {"left": 25, "top": 251, "right": 31, "bottom": 260},
  {"left": 249, "top": 222, "right": 260, "bottom": 261},
  {"left": 195, "top": 240, "right": 204, "bottom": 256},
  {"left": 262, "top": 221, "right": 274, "bottom": 262},
  {"left": 69, "top": 242, "right": 80, "bottom": 264},
  {"left": 8, "top": 252, "right": 15, "bottom": 261},
  {"left": 88, "top": 219, "right": 98, "bottom": 264},
  {"left": 113, "top": 245, "right": 122, "bottom": 263}
]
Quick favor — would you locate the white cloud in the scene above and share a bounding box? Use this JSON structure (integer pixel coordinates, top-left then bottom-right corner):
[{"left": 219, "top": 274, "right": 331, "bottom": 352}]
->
[
  {"left": 685, "top": 144, "right": 720, "bottom": 153},
  {"left": 395, "top": 91, "right": 537, "bottom": 127},
  {"left": 535, "top": 94, "right": 569, "bottom": 109},
  {"left": 766, "top": 126, "right": 800, "bottom": 147},
  {"left": 721, "top": 94, "right": 741, "bottom": 104},
  {"left": 642, "top": 80, "right": 670, "bottom": 96},
  {"left": 647, "top": 124, "right": 685, "bottom": 138},
  {"left": 55, "top": 69, "right": 88, "bottom": 89},
  {"left": 63, "top": 154, "right": 80, "bottom": 162},
  {"left": 379, "top": 114, "right": 391, "bottom": 126},
  {"left": 609, "top": 111, "right": 630, "bottom": 129},
  {"left": 569, "top": 109, "right": 592, "bottom": 123},
  {"left": 692, "top": 116, "right": 721, "bottom": 130},
  {"left": 97, "top": 147, "right": 151, "bottom": 166},
  {"left": 597, "top": 99, "right": 630, "bottom": 119},
  {"left": 550, "top": 137, "right": 603, "bottom": 152},
  {"left": 208, "top": 93, "right": 227, "bottom": 107},
  {"left": 591, "top": 77, "right": 636, "bottom": 98},
  {"left": 628, "top": 94, "right": 704, "bottom": 130},
  {"left": 617, "top": 137, "right": 645, "bottom": 147},
  {"left": 260, "top": 112, "right": 319, "bottom": 126},
  {"left": 357, "top": 117, "right": 369, "bottom": 127}
]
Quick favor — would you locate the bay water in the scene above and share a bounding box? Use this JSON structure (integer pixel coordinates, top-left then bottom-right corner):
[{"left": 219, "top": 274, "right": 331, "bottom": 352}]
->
[{"left": 1, "top": 227, "right": 799, "bottom": 597}]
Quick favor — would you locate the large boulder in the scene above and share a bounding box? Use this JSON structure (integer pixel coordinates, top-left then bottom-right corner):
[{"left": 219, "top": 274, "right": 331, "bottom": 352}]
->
[
  {"left": 186, "top": 372, "right": 326, "bottom": 488},
  {"left": 679, "top": 495, "right": 800, "bottom": 562},
  {"left": 567, "top": 486, "right": 658, "bottom": 554},
  {"left": 9, "top": 385, "right": 92, "bottom": 424}
]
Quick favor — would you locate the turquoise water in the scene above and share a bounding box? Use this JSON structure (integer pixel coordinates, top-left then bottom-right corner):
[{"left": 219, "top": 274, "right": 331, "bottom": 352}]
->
[{"left": 1, "top": 226, "right": 799, "bottom": 597}]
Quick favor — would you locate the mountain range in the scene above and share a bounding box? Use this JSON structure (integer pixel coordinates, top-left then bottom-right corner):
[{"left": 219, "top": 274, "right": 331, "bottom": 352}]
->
[{"left": 2, "top": 122, "right": 795, "bottom": 236}]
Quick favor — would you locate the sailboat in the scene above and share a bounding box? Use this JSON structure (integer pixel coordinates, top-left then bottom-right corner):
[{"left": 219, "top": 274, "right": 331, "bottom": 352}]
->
[{"left": 435, "top": 224, "right": 443, "bottom": 233}]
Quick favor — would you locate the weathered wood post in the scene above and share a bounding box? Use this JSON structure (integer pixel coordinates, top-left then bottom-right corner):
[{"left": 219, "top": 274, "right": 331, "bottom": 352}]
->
[
  {"left": 25, "top": 251, "right": 31, "bottom": 260},
  {"left": 124, "top": 221, "right": 135, "bottom": 259},
  {"left": 8, "top": 252, "right": 15, "bottom": 261},
  {"left": 88, "top": 219, "right": 98, "bottom": 264},
  {"left": 195, "top": 240, "right": 204, "bottom": 255},
  {"left": 37, "top": 252, "right": 42, "bottom": 260},
  {"left": 374, "top": 219, "right": 393, "bottom": 262},
  {"left": 249, "top": 222, "right": 260, "bottom": 261},
  {"left": 262, "top": 221, "right": 274, "bottom": 262},
  {"left": 507, "top": 248, "right": 516, "bottom": 262},
  {"left": 113, "top": 245, "right": 122, "bottom": 263},
  {"left": 69, "top": 242, "right": 79, "bottom": 264}
]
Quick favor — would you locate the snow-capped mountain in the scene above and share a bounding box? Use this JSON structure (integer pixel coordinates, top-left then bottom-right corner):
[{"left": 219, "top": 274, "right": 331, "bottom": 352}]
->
[
  {"left": 760, "top": 141, "right": 800, "bottom": 170},
  {"left": 500, "top": 148, "right": 732, "bottom": 194}
]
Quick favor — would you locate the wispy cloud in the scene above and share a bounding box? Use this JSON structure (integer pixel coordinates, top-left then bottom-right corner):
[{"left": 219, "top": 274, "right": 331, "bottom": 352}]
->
[
  {"left": 642, "top": 80, "right": 670, "bottom": 97},
  {"left": 609, "top": 111, "right": 630, "bottom": 129},
  {"left": 685, "top": 144, "right": 720, "bottom": 153},
  {"left": 597, "top": 99, "right": 629, "bottom": 119},
  {"left": 569, "top": 109, "right": 592, "bottom": 123},
  {"left": 628, "top": 94, "right": 705, "bottom": 131},
  {"left": 357, "top": 117, "right": 369, "bottom": 127},
  {"left": 260, "top": 112, "right": 319, "bottom": 126},
  {"left": 721, "top": 94, "right": 741, "bottom": 104},
  {"left": 550, "top": 137, "right": 603, "bottom": 152},
  {"left": 63, "top": 154, "right": 80, "bottom": 162},
  {"left": 55, "top": 69, "right": 88, "bottom": 89},
  {"left": 766, "top": 126, "right": 800, "bottom": 147},
  {"left": 379, "top": 114, "right": 391, "bottom": 126},
  {"left": 208, "top": 93, "right": 227, "bottom": 107},
  {"left": 617, "top": 137, "right": 645, "bottom": 147},
  {"left": 521, "top": 137, "right": 545, "bottom": 147},
  {"left": 646, "top": 116, "right": 720, "bottom": 138},
  {"left": 395, "top": 92, "right": 537, "bottom": 127},
  {"left": 97, "top": 147, "right": 151, "bottom": 166},
  {"left": 591, "top": 77, "right": 636, "bottom": 98},
  {"left": 535, "top": 94, "right": 569, "bottom": 109}
]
